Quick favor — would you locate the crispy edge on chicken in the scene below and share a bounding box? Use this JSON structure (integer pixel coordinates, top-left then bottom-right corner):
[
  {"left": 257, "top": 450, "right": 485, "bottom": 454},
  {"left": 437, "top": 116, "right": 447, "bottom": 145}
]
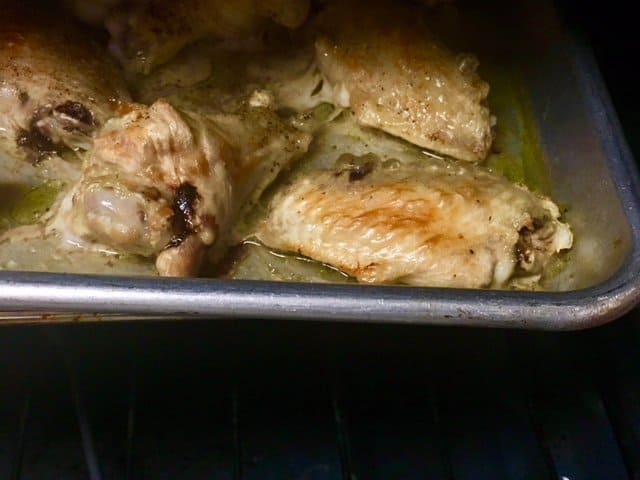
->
[
  {"left": 106, "top": 0, "right": 311, "bottom": 74},
  {"left": 312, "top": 1, "right": 493, "bottom": 162},
  {"left": 49, "top": 98, "right": 311, "bottom": 276},
  {"left": 0, "top": 3, "right": 130, "bottom": 163},
  {"left": 256, "top": 155, "right": 572, "bottom": 288}
]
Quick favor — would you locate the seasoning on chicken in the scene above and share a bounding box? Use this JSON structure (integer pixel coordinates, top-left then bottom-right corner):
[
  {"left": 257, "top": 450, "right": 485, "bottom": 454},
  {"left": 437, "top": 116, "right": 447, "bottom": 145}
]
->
[
  {"left": 49, "top": 99, "right": 311, "bottom": 277},
  {"left": 0, "top": 3, "right": 130, "bottom": 164},
  {"left": 106, "top": 0, "right": 311, "bottom": 74},
  {"left": 256, "top": 155, "right": 572, "bottom": 288},
  {"left": 313, "top": 1, "right": 493, "bottom": 162}
]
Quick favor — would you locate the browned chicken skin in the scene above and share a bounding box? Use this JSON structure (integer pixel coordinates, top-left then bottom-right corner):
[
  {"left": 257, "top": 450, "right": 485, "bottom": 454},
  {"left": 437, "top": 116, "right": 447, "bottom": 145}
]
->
[
  {"left": 257, "top": 155, "right": 572, "bottom": 288},
  {"left": 0, "top": 2, "right": 130, "bottom": 163}
]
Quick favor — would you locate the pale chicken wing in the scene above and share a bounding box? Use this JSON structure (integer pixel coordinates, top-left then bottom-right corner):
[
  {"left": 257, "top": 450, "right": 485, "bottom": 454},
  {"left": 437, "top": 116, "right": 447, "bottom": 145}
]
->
[
  {"left": 50, "top": 99, "right": 311, "bottom": 276},
  {"left": 257, "top": 155, "right": 572, "bottom": 289},
  {"left": 0, "top": 3, "right": 129, "bottom": 163},
  {"left": 313, "top": 1, "right": 493, "bottom": 162}
]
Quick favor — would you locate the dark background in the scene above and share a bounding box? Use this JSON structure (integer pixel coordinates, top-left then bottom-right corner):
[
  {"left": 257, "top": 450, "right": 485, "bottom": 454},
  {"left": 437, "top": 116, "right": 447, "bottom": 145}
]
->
[
  {"left": 1, "top": 2, "right": 640, "bottom": 479},
  {"left": 561, "top": 0, "right": 640, "bottom": 154}
]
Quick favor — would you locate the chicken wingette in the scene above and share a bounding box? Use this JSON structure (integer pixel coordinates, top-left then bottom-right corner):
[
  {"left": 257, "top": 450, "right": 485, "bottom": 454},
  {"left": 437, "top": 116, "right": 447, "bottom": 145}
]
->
[
  {"left": 0, "top": 3, "right": 129, "bottom": 163},
  {"left": 256, "top": 155, "right": 572, "bottom": 288},
  {"left": 105, "top": 0, "right": 311, "bottom": 74},
  {"left": 49, "top": 98, "right": 311, "bottom": 276},
  {"left": 312, "top": 1, "right": 493, "bottom": 162}
]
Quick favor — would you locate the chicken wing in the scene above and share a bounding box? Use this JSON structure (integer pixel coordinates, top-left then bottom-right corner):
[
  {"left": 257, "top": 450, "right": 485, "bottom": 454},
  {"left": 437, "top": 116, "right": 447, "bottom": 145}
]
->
[
  {"left": 313, "top": 1, "right": 493, "bottom": 162},
  {"left": 106, "top": 0, "right": 311, "bottom": 74},
  {"left": 256, "top": 155, "right": 572, "bottom": 288},
  {"left": 49, "top": 98, "right": 311, "bottom": 276},
  {"left": 0, "top": 3, "right": 129, "bottom": 163}
]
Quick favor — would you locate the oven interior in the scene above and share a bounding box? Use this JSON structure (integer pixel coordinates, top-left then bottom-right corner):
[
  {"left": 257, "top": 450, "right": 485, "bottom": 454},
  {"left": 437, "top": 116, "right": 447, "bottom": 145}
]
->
[{"left": 2, "top": 317, "right": 640, "bottom": 479}]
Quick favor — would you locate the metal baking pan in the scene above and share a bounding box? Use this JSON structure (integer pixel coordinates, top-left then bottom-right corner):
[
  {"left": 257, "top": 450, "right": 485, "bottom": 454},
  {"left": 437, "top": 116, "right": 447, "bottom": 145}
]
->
[{"left": 0, "top": 1, "right": 638, "bottom": 329}]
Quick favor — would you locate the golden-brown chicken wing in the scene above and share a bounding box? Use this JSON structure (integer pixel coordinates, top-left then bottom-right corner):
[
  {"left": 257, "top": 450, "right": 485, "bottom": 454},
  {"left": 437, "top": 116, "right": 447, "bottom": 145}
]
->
[{"left": 256, "top": 154, "right": 572, "bottom": 288}]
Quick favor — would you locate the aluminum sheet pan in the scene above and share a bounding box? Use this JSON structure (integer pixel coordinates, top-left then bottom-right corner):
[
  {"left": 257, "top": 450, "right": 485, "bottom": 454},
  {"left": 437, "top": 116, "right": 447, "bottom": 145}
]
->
[{"left": 0, "top": 2, "right": 638, "bottom": 330}]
